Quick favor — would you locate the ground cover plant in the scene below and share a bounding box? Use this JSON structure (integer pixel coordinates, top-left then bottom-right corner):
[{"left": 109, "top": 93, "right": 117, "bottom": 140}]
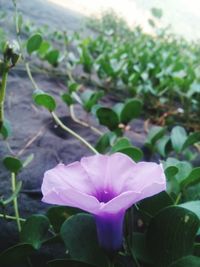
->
[{"left": 0, "top": 1, "right": 200, "bottom": 266}]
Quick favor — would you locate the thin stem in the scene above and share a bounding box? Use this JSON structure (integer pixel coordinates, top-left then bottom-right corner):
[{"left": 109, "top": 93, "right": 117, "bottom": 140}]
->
[
  {"left": 69, "top": 105, "right": 103, "bottom": 136},
  {"left": 25, "top": 63, "right": 39, "bottom": 91},
  {"left": 174, "top": 192, "right": 182, "bottom": 205},
  {"left": 51, "top": 111, "right": 98, "bottom": 155},
  {"left": 12, "top": 0, "right": 24, "bottom": 58},
  {"left": 0, "top": 69, "right": 8, "bottom": 129},
  {"left": 0, "top": 213, "right": 25, "bottom": 222},
  {"left": 11, "top": 172, "right": 22, "bottom": 231}
]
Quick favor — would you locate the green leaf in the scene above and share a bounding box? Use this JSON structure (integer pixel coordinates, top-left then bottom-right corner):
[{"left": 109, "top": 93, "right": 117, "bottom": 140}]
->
[
  {"left": 128, "top": 233, "right": 152, "bottom": 264},
  {"left": 146, "top": 206, "right": 200, "bottom": 267},
  {"left": 120, "top": 99, "right": 142, "bottom": 124},
  {"left": 81, "top": 90, "right": 104, "bottom": 112},
  {"left": 95, "top": 132, "right": 117, "bottom": 153},
  {"left": 145, "top": 126, "right": 165, "bottom": 146},
  {"left": 116, "top": 146, "right": 143, "bottom": 162},
  {"left": 165, "top": 166, "right": 179, "bottom": 180},
  {"left": 156, "top": 135, "right": 171, "bottom": 157},
  {"left": 3, "top": 156, "right": 22, "bottom": 173},
  {"left": 20, "top": 215, "right": 50, "bottom": 249},
  {"left": 0, "top": 243, "right": 35, "bottom": 265},
  {"left": 169, "top": 255, "right": 200, "bottom": 267},
  {"left": 68, "top": 81, "right": 81, "bottom": 94},
  {"left": 27, "top": 33, "right": 42, "bottom": 54},
  {"left": 37, "top": 41, "right": 51, "bottom": 57},
  {"left": 60, "top": 214, "right": 109, "bottom": 267},
  {"left": 47, "top": 259, "right": 96, "bottom": 267},
  {"left": 2, "top": 180, "right": 22, "bottom": 205},
  {"left": 112, "top": 103, "right": 124, "bottom": 118},
  {"left": 151, "top": 8, "right": 163, "bottom": 19},
  {"left": 164, "top": 158, "right": 192, "bottom": 182},
  {"left": 45, "top": 49, "right": 60, "bottom": 66},
  {"left": 0, "top": 119, "right": 12, "bottom": 139},
  {"left": 62, "top": 93, "right": 74, "bottom": 106},
  {"left": 183, "top": 132, "right": 200, "bottom": 150},
  {"left": 47, "top": 206, "right": 82, "bottom": 233},
  {"left": 33, "top": 90, "right": 56, "bottom": 111},
  {"left": 171, "top": 126, "right": 187, "bottom": 153},
  {"left": 180, "top": 167, "right": 200, "bottom": 188},
  {"left": 110, "top": 137, "right": 143, "bottom": 161},
  {"left": 96, "top": 107, "right": 119, "bottom": 131},
  {"left": 175, "top": 162, "right": 193, "bottom": 183},
  {"left": 148, "top": 18, "right": 156, "bottom": 27},
  {"left": 111, "top": 138, "right": 131, "bottom": 152},
  {"left": 194, "top": 243, "right": 200, "bottom": 256},
  {"left": 80, "top": 46, "right": 93, "bottom": 73},
  {"left": 179, "top": 201, "right": 200, "bottom": 220},
  {"left": 138, "top": 191, "right": 173, "bottom": 217}
]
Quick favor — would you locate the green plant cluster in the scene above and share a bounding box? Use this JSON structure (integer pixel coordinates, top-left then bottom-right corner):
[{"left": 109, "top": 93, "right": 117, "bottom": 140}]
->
[{"left": 14, "top": 8, "right": 200, "bottom": 127}]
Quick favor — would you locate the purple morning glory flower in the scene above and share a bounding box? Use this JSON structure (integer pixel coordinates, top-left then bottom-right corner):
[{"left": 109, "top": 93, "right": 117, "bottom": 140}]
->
[{"left": 41, "top": 153, "right": 166, "bottom": 251}]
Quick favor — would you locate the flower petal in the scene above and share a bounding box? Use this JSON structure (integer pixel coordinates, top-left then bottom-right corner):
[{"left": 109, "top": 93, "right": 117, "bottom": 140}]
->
[
  {"left": 81, "top": 154, "right": 109, "bottom": 190},
  {"left": 42, "top": 187, "right": 100, "bottom": 214},
  {"left": 122, "top": 162, "right": 166, "bottom": 199},
  {"left": 106, "top": 153, "right": 137, "bottom": 192},
  {"left": 41, "top": 162, "right": 93, "bottom": 196},
  {"left": 81, "top": 153, "right": 136, "bottom": 194},
  {"left": 100, "top": 191, "right": 141, "bottom": 213}
]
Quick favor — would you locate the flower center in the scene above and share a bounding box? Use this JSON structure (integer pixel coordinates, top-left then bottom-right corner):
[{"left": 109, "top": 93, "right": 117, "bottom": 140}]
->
[{"left": 95, "top": 189, "right": 116, "bottom": 203}]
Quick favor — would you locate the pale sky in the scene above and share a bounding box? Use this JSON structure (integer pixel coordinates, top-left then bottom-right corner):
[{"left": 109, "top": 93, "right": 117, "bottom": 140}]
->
[{"left": 48, "top": 0, "right": 200, "bottom": 40}]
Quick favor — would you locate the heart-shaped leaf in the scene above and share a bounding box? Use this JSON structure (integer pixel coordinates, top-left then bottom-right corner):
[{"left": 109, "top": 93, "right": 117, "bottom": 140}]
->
[
  {"left": 151, "top": 8, "right": 163, "bottom": 19},
  {"left": 146, "top": 206, "right": 199, "bottom": 267},
  {"left": 179, "top": 201, "right": 200, "bottom": 220},
  {"left": 37, "top": 40, "right": 51, "bottom": 57},
  {"left": 60, "top": 214, "right": 109, "bottom": 267},
  {"left": 164, "top": 166, "right": 179, "bottom": 180},
  {"left": 120, "top": 99, "right": 142, "bottom": 124},
  {"left": 145, "top": 126, "right": 165, "bottom": 146},
  {"left": 116, "top": 146, "right": 143, "bottom": 162},
  {"left": 138, "top": 191, "right": 173, "bottom": 218},
  {"left": 111, "top": 138, "right": 131, "bottom": 152},
  {"left": 169, "top": 255, "right": 200, "bottom": 267},
  {"left": 33, "top": 90, "right": 56, "bottom": 111},
  {"left": 180, "top": 167, "right": 200, "bottom": 188},
  {"left": 47, "top": 206, "right": 82, "bottom": 233},
  {"left": 171, "top": 126, "right": 187, "bottom": 153},
  {"left": 81, "top": 90, "right": 104, "bottom": 112},
  {"left": 128, "top": 233, "right": 152, "bottom": 264},
  {"left": 95, "top": 132, "right": 116, "bottom": 153},
  {"left": 3, "top": 156, "right": 22, "bottom": 173},
  {"left": 156, "top": 135, "right": 171, "bottom": 157},
  {"left": 27, "top": 33, "right": 42, "bottom": 54},
  {"left": 0, "top": 243, "right": 35, "bottom": 265},
  {"left": 20, "top": 215, "right": 50, "bottom": 249},
  {"left": 62, "top": 93, "right": 74, "bottom": 106},
  {"left": 45, "top": 49, "right": 60, "bottom": 66},
  {"left": 183, "top": 132, "right": 200, "bottom": 150},
  {"left": 96, "top": 107, "right": 119, "bottom": 131}
]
